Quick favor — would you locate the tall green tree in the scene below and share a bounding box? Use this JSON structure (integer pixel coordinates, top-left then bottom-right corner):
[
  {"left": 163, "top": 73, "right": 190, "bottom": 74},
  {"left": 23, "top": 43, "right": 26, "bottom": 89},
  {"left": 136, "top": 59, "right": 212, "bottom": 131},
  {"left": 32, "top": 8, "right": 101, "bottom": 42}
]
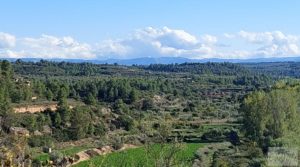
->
[
  {"left": 84, "top": 93, "right": 96, "bottom": 105},
  {"left": 129, "top": 89, "right": 138, "bottom": 104},
  {"left": 241, "top": 85, "right": 299, "bottom": 146},
  {"left": 69, "top": 107, "right": 91, "bottom": 140}
]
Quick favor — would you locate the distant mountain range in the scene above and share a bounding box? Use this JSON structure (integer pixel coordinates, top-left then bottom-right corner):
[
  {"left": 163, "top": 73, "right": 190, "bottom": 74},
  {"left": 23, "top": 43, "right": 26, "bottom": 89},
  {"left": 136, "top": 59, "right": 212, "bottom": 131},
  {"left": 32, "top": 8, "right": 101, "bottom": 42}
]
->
[{"left": 2, "top": 56, "right": 300, "bottom": 65}]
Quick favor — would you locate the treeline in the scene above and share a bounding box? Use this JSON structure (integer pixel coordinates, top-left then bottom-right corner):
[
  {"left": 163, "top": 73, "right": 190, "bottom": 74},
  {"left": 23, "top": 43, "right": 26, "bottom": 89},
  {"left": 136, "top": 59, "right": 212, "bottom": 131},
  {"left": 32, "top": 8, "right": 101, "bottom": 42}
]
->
[
  {"left": 142, "top": 62, "right": 251, "bottom": 76},
  {"left": 242, "top": 62, "right": 300, "bottom": 78},
  {"left": 0, "top": 59, "right": 278, "bottom": 143},
  {"left": 13, "top": 60, "right": 255, "bottom": 77},
  {"left": 241, "top": 81, "right": 300, "bottom": 151},
  {"left": 0, "top": 60, "right": 137, "bottom": 143},
  {"left": 0, "top": 60, "right": 18, "bottom": 116},
  {"left": 12, "top": 59, "right": 300, "bottom": 79},
  {"left": 12, "top": 60, "right": 276, "bottom": 89},
  {"left": 14, "top": 77, "right": 175, "bottom": 105},
  {"left": 13, "top": 59, "right": 139, "bottom": 76},
  {"left": 0, "top": 59, "right": 178, "bottom": 105},
  {"left": 10, "top": 61, "right": 275, "bottom": 105}
]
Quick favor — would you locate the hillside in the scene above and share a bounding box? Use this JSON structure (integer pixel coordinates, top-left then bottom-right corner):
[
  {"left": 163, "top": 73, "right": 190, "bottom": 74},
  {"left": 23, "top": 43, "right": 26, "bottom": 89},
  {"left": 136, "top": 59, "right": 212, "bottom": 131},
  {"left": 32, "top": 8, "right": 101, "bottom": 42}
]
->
[{"left": 0, "top": 60, "right": 299, "bottom": 166}]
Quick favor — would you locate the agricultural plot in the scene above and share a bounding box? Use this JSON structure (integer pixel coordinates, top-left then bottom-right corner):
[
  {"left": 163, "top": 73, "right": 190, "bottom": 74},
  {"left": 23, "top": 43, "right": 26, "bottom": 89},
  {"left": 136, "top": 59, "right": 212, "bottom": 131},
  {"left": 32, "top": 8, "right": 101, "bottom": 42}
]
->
[{"left": 74, "top": 143, "right": 205, "bottom": 167}]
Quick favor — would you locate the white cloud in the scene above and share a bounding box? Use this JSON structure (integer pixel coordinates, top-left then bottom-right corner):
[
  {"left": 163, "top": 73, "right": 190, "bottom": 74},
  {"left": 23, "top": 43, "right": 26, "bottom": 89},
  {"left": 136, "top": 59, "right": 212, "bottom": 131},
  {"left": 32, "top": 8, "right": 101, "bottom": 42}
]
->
[
  {"left": 95, "top": 27, "right": 217, "bottom": 59},
  {"left": 238, "top": 31, "right": 299, "bottom": 45},
  {"left": 238, "top": 31, "right": 273, "bottom": 44},
  {"left": 224, "top": 33, "right": 235, "bottom": 39},
  {"left": 135, "top": 27, "right": 198, "bottom": 48},
  {"left": 0, "top": 34, "right": 95, "bottom": 59},
  {"left": 0, "top": 28, "right": 300, "bottom": 60},
  {"left": 256, "top": 43, "right": 300, "bottom": 57},
  {"left": 237, "top": 31, "right": 300, "bottom": 57},
  {"left": 201, "top": 35, "right": 218, "bottom": 44},
  {"left": 0, "top": 32, "right": 16, "bottom": 48},
  {"left": 95, "top": 39, "right": 131, "bottom": 59}
]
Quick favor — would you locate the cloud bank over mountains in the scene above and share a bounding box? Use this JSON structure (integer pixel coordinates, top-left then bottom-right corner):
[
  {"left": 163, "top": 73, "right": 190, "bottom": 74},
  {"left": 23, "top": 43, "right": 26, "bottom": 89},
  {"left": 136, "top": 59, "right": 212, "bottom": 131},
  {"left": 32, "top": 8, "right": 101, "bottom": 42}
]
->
[{"left": 0, "top": 27, "right": 300, "bottom": 60}]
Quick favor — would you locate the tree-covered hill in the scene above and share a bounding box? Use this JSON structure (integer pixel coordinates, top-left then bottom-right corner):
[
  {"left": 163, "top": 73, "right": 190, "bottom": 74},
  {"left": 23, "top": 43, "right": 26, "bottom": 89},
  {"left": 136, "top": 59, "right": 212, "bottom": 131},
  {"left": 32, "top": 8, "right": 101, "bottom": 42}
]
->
[
  {"left": 242, "top": 62, "right": 300, "bottom": 78},
  {"left": 1, "top": 59, "right": 300, "bottom": 166},
  {"left": 141, "top": 62, "right": 251, "bottom": 76},
  {"left": 13, "top": 60, "right": 254, "bottom": 77}
]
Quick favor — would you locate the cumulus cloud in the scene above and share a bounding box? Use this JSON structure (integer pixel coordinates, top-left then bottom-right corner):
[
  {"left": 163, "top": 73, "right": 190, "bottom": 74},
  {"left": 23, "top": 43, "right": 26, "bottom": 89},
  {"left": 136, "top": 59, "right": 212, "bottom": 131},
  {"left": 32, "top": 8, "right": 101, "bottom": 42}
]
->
[
  {"left": 0, "top": 34, "right": 95, "bottom": 59},
  {"left": 0, "top": 28, "right": 299, "bottom": 60},
  {"left": 238, "top": 31, "right": 299, "bottom": 44},
  {"left": 21, "top": 35, "right": 95, "bottom": 59},
  {"left": 237, "top": 31, "right": 300, "bottom": 57},
  {"left": 0, "top": 32, "right": 16, "bottom": 48},
  {"left": 201, "top": 35, "right": 218, "bottom": 44},
  {"left": 95, "top": 27, "right": 218, "bottom": 59},
  {"left": 256, "top": 43, "right": 300, "bottom": 57},
  {"left": 135, "top": 27, "right": 198, "bottom": 48}
]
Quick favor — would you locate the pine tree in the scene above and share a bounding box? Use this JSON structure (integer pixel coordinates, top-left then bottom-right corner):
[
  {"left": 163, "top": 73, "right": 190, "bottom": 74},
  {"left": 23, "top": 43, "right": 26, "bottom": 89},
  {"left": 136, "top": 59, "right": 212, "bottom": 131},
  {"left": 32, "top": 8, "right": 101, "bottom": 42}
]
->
[
  {"left": 85, "top": 93, "right": 96, "bottom": 105},
  {"left": 129, "top": 89, "right": 138, "bottom": 104}
]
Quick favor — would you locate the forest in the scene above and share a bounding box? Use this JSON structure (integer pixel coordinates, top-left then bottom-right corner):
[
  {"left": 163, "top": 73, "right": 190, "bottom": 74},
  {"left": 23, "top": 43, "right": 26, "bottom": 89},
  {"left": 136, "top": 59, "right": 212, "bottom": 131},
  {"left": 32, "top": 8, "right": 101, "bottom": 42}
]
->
[{"left": 0, "top": 60, "right": 299, "bottom": 166}]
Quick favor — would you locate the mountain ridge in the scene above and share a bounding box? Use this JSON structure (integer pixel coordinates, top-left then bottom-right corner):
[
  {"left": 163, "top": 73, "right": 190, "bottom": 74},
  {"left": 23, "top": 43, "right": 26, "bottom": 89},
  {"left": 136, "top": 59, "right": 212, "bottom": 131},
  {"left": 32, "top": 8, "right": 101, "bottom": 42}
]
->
[{"left": 1, "top": 56, "right": 300, "bottom": 65}]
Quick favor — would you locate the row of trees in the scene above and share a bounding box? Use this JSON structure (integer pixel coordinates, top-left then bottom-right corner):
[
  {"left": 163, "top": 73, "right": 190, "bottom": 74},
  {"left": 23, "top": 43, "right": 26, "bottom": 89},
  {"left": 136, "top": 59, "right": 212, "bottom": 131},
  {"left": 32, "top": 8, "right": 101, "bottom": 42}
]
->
[
  {"left": 8, "top": 60, "right": 276, "bottom": 110},
  {"left": 143, "top": 62, "right": 251, "bottom": 76},
  {"left": 14, "top": 60, "right": 254, "bottom": 76},
  {"left": 29, "top": 77, "right": 174, "bottom": 104},
  {"left": 241, "top": 81, "right": 300, "bottom": 149},
  {"left": 0, "top": 61, "right": 15, "bottom": 131}
]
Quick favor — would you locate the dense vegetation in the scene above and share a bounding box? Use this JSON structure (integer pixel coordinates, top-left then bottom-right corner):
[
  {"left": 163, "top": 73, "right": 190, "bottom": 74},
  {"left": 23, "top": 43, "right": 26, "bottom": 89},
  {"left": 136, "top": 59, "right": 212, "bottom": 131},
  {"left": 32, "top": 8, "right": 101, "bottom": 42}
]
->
[
  {"left": 0, "top": 59, "right": 300, "bottom": 166},
  {"left": 241, "top": 82, "right": 300, "bottom": 149},
  {"left": 242, "top": 62, "right": 300, "bottom": 78}
]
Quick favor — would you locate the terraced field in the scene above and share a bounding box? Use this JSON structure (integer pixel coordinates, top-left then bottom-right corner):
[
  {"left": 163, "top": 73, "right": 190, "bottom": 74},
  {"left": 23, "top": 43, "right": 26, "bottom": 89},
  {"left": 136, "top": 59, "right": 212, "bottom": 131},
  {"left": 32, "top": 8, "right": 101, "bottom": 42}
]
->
[
  {"left": 73, "top": 143, "right": 205, "bottom": 167},
  {"left": 33, "top": 146, "right": 92, "bottom": 164}
]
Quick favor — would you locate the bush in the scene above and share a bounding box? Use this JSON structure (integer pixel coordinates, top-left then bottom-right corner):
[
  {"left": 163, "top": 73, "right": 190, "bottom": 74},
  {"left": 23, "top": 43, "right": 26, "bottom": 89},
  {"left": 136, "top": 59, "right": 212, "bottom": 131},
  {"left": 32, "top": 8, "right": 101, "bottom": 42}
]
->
[
  {"left": 28, "top": 135, "right": 54, "bottom": 147},
  {"left": 122, "top": 135, "right": 141, "bottom": 145},
  {"left": 94, "top": 122, "right": 106, "bottom": 136},
  {"left": 50, "top": 151, "right": 64, "bottom": 164},
  {"left": 95, "top": 139, "right": 107, "bottom": 148},
  {"left": 19, "top": 114, "right": 37, "bottom": 132},
  {"left": 32, "top": 159, "right": 43, "bottom": 167},
  {"left": 141, "top": 98, "right": 154, "bottom": 110},
  {"left": 201, "top": 129, "right": 225, "bottom": 142},
  {"left": 116, "top": 115, "right": 135, "bottom": 131},
  {"left": 111, "top": 137, "right": 123, "bottom": 150}
]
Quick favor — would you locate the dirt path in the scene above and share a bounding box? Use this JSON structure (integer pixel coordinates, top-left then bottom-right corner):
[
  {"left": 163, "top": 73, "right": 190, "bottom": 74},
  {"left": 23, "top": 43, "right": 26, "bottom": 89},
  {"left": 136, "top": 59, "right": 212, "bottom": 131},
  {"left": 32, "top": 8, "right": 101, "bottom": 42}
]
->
[
  {"left": 13, "top": 104, "right": 58, "bottom": 113},
  {"left": 13, "top": 103, "right": 74, "bottom": 113},
  {"left": 69, "top": 144, "right": 137, "bottom": 166}
]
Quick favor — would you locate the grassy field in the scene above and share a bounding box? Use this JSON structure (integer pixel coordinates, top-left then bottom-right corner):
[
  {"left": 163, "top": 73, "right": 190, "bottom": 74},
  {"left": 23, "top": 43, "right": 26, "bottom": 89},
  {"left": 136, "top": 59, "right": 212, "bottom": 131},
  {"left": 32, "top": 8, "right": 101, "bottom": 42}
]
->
[
  {"left": 33, "top": 145, "right": 92, "bottom": 163},
  {"left": 74, "top": 143, "right": 205, "bottom": 167}
]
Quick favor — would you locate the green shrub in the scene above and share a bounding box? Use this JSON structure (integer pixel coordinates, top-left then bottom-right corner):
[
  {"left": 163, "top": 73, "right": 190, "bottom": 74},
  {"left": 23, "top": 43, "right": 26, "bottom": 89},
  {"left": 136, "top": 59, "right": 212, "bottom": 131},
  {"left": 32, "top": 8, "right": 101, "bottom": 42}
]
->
[
  {"left": 28, "top": 135, "right": 54, "bottom": 147},
  {"left": 49, "top": 151, "right": 64, "bottom": 164},
  {"left": 116, "top": 115, "right": 135, "bottom": 131},
  {"left": 111, "top": 137, "right": 124, "bottom": 150}
]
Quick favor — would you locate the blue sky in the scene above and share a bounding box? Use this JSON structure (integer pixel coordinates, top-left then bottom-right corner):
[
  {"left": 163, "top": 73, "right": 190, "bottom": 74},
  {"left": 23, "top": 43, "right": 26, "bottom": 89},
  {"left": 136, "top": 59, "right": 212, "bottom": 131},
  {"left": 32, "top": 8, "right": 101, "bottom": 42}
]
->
[{"left": 0, "top": 0, "right": 300, "bottom": 59}]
